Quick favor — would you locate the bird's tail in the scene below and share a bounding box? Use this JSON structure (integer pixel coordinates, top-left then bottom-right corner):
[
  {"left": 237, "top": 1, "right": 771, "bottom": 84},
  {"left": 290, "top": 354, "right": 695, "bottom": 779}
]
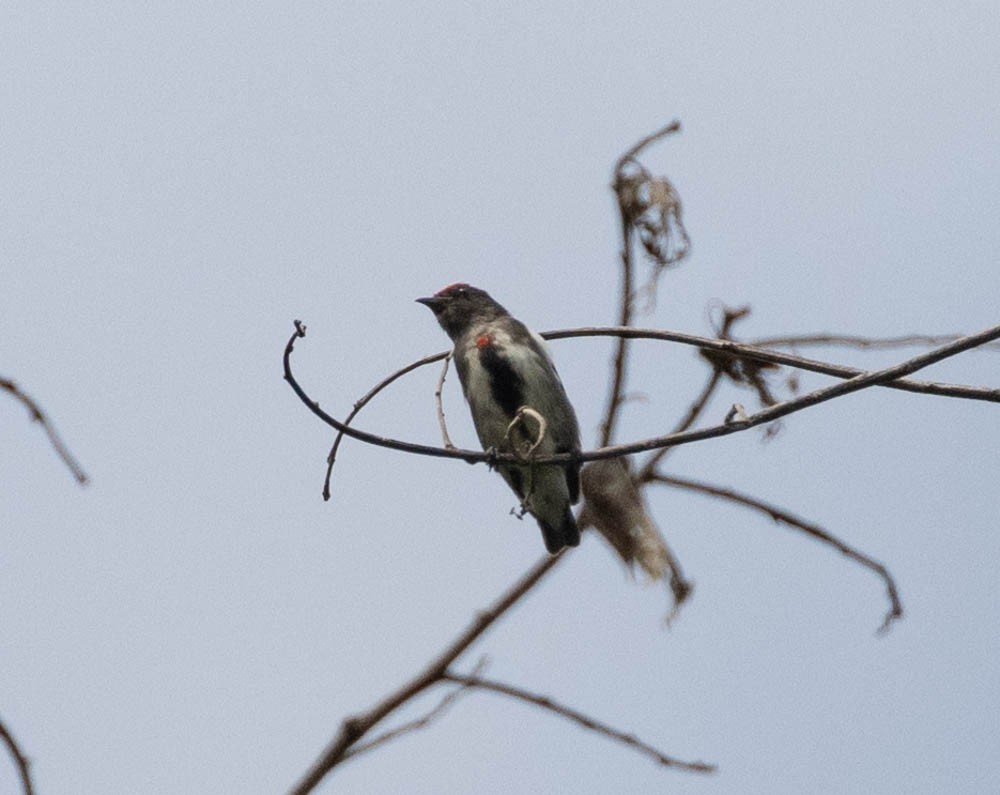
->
[{"left": 538, "top": 505, "right": 580, "bottom": 555}]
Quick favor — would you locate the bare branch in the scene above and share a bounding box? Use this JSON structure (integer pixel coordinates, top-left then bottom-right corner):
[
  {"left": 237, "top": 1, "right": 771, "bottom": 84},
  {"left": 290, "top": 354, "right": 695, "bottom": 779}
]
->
[
  {"left": 651, "top": 474, "right": 903, "bottom": 633},
  {"left": 752, "top": 332, "right": 1000, "bottom": 352},
  {"left": 658, "top": 370, "right": 722, "bottom": 460},
  {"left": 0, "top": 716, "right": 34, "bottom": 795},
  {"left": 278, "top": 108, "right": 1000, "bottom": 795},
  {"left": 599, "top": 179, "right": 636, "bottom": 448},
  {"left": 698, "top": 306, "right": 781, "bottom": 408},
  {"left": 441, "top": 671, "right": 715, "bottom": 774},
  {"left": 434, "top": 353, "right": 455, "bottom": 449},
  {"left": 286, "top": 322, "right": 1000, "bottom": 470},
  {"left": 344, "top": 658, "right": 488, "bottom": 762},
  {"left": 638, "top": 347, "right": 724, "bottom": 477},
  {"left": 2, "top": 376, "right": 88, "bottom": 485},
  {"left": 320, "top": 342, "right": 449, "bottom": 499},
  {"left": 546, "top": 327, "right": 1000, "bottom": 404},
  {"left": 614, "top": 120, "right": 682, "bottom": 173},
  {"left": 670, "top": 369, "right": 725, "bottom": 437},
  {"left": 287, "top": 553, "right": 565, "bottom": 795},
  {"left": 601, "top": 120, "right": 684, "bottom": 447},
  {"left": 578, "top": 321, "right": 1000, "bottom": 462}
]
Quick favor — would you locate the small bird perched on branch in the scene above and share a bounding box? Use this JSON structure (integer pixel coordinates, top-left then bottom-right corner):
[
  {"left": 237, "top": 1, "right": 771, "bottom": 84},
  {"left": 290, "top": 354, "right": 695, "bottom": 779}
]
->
[{"left": 417, "top": 283, "right": 582, "bottom": 554}]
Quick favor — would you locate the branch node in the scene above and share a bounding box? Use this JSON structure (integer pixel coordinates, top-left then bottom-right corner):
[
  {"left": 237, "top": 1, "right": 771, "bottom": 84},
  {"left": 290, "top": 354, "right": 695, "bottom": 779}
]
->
[{"left": 341, "top": 716, "right": 365, "bottom": 744}]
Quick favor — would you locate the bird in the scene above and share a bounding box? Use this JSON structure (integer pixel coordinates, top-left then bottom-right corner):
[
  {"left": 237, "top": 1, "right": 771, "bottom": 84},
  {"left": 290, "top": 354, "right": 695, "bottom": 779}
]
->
[{"left": 417, "top": 283, "right": 582, "bottom": 554}]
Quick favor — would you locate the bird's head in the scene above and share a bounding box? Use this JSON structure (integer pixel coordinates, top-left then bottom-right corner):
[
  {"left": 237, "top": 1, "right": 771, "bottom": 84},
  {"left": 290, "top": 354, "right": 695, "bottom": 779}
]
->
[{"left": 416, "top": 283, "right": 508, "bottom": 339}]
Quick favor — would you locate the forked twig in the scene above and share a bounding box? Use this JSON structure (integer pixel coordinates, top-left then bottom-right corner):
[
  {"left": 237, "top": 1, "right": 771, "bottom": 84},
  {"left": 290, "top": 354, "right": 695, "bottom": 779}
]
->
[
  {"left": 287, "top": 553, "right": 564, "bottom": 795},
  {"left": 345, "top": 658, "right": 489, "bottom": 762}
]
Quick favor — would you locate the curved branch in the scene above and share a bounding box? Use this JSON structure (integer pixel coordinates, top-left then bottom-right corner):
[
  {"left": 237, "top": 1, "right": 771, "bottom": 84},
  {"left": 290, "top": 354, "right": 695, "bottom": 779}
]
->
[
  {"left": 545, "top": 327, "right": 1000, "bottom": 403},
  {"left": 2, "top": 376, "right": 88, "bottom": 484},
  {"left": 651, "top": 474, "right": 902, "bottom": 633},
  {"left": 441, "top": 671, "right": 715, "bottom": 774},
  {"left": 285, "top": 321, "right": 1000, "bottom": 470},
  {"left": 585, "top": 321, "right": 1000, "bottom": 462},
  {"left": 0, "top": 716, "right": 34, "bottom": 795},
  {"left": 284, "top": 322, "right": 469, "bottom": 462}
]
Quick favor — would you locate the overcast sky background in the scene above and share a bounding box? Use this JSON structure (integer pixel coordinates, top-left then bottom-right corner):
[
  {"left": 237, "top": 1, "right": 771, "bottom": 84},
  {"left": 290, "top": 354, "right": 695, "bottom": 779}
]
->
[{"left": 3, "top": 4, "right": 998, "bottom": 794}]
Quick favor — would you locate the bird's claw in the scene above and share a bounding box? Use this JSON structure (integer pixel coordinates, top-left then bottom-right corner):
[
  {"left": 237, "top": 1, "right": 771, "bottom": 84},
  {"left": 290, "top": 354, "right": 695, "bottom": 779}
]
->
[{"left": 485, "top": 447, "right": 499, "bottom": 471}]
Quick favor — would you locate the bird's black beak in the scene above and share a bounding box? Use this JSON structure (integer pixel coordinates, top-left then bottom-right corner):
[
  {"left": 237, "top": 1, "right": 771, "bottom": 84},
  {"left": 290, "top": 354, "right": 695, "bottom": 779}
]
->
[{"left": 416, "top": 296, "right": 443, "bottom": 311}]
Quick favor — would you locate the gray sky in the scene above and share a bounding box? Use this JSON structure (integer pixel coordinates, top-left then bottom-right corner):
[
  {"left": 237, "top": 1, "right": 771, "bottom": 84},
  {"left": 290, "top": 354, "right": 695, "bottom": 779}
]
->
[{"left": 3, "top": 4, "right": 998, "bottom": 794}]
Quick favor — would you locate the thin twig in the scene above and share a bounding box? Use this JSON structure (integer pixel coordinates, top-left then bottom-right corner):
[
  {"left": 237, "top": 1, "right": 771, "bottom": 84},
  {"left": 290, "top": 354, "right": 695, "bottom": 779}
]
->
[
  {"left": 284, "top": 321, "right": 1000, "bottom": 468},
  {"left": 2, "top": 376, "right": 88, "bottom": 485},
  {"left": 321, "top": 346, "right": 449, "bottom": 499},
  {"left": 345, "top": 657, "right": 489, "bottom": 762},
  {"left": 287, "top": 553, "right": 565, "bottom": 795},
  {"left": 752, "top": 332, "right": 1000, "bottom": 352},
  {"left": 0, "top": 716, "right": 34, "bottom": 795},
  {"left": 434, "top": 353, "right": 455, "bottom": 449},
  {"left": 601, "top": 121, "right": 682, "bottom": 447},
  {"left": 651, "top": 474, "right": 903, "bottom": 633},
  {"left": 575, "top": 322, "right": 1000, "bottom": 463},
  {"left": 599, "top": 201, "right": 635, "bottom": 447},
  {"left": 615, "top": 120, "right": 682, "bottom": 172},
  {"left": 640, "top": 308, "right": 753, "bottom": 476},
  {"left": 441, "top": 671, "right": 715, "bottom": 774},
  {"left": 670, "top": 369, "right": 725, "bottom": 436},
  {"left": 545, "top": 327, "right": 1000, "bottom": 403},
  {"left": 639, "top": 367, "right": 723, "bottom": 478}
]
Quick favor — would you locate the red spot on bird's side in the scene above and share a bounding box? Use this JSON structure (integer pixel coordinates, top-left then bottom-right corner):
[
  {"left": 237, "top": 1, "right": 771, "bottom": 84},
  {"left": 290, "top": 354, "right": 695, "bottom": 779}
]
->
[{"left": 476, "top": 333, "right": 493, "bottom": 349}]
